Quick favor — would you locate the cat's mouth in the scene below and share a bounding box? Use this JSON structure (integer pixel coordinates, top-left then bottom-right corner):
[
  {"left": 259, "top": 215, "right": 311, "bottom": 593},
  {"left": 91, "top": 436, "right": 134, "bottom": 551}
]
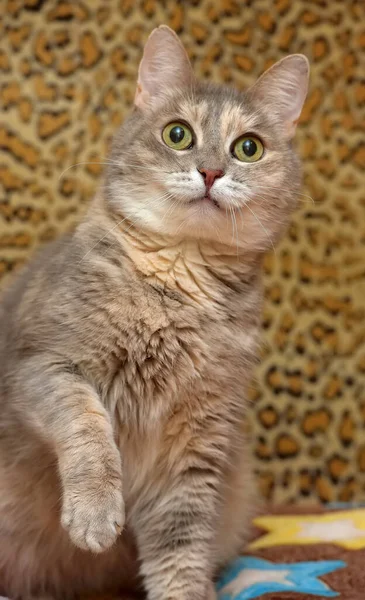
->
[{"left": 190, "top": 194, "right": 221, "bottom": 209}]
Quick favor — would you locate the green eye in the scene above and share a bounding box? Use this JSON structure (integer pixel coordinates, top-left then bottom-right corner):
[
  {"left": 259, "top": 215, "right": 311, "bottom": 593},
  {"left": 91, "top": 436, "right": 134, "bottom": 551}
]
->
[
  {"left": 162, "top": 122, "right": 193, "bottom": 150},
  {"left": 232, "top": 135, "right": 264, "bottom": 162}
]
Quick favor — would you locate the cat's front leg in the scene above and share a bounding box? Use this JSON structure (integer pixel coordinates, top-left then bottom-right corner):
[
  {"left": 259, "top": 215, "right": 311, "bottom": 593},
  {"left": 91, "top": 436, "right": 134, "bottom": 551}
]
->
[
  {"left": 15, "top": 355, "right": 124, "bottom": 553},
  {"left": 131, "top": 413, "right": 229, "bottom": 600}
]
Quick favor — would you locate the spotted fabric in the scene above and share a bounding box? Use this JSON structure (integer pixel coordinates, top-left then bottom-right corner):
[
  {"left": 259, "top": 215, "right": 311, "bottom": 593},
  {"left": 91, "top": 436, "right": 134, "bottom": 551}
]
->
[{"left": 0, "top": 0, "right": 364, "bottom": 503}]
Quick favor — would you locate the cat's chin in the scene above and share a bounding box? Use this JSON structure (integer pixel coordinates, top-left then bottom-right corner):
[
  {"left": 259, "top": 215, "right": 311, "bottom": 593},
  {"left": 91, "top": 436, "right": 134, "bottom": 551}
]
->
[{"left": 188, "top": 194, "right": 221, "bottom": 210}]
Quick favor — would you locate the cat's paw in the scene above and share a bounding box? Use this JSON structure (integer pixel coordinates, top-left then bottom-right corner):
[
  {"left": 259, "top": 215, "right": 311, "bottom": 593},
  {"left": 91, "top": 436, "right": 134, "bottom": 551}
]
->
[{"left": 61, "top": 484, "right": 125, "bottom": 553}]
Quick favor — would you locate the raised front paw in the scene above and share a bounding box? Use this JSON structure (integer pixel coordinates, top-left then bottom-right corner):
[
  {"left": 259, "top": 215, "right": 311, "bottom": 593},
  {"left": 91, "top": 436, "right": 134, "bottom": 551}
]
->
[{"left": 61, "top": 483, "right": 125, "bottom": 553}]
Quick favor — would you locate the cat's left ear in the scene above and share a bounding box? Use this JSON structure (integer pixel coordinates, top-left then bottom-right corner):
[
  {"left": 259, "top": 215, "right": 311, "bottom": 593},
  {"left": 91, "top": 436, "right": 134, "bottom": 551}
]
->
[
  {"left": 248, "top": 55, "right": 309, "bottom": 139},
  {"left": 134, "top": 25, "right": 194, "bottom": 111}
]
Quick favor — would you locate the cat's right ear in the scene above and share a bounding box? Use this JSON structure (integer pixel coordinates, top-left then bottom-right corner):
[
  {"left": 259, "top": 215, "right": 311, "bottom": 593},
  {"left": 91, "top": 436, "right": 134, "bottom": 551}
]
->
[{"left": 134, "top": 26, "right": 194, "bottom": 111}]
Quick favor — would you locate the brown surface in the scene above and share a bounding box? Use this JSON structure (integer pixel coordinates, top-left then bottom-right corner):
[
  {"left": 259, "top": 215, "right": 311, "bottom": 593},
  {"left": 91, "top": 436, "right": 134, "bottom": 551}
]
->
[
  {"left": 82, "top": 505, "right": 365, "bottom": 599},
  {"left": 247, "top": 504, "right": 362, "bottom": 599}
]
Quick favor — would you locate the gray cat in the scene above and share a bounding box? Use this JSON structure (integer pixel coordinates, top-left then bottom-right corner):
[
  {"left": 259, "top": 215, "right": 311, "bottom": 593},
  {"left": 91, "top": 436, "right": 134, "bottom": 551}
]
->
[{"left": 0, "top": 26, "right": 309, "bottom": 600}]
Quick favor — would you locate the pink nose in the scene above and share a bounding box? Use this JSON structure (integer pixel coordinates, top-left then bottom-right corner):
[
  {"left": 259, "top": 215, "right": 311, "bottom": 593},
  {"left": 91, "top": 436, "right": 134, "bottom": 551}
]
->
[{"left": 198, "top": 168, "right": 224, "bottom": 192}]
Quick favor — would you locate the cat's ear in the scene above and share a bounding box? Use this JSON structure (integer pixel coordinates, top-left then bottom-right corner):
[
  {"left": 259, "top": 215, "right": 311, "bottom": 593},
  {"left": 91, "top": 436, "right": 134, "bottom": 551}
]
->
[
  {"left": 248, "top": 55, "right": 309, "bottom": 139},
  {"left": 134, "top": 25, "right": 194, "bottom": 110}
]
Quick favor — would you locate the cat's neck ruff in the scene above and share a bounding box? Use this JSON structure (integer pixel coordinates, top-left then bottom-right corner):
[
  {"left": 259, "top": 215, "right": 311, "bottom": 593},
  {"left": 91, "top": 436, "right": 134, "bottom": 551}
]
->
[
  {"left": 83, "top": 197, "right": 262, "bottom": 305},
  {"left": 118, "top": 217, "right": 261, "bottom": 305}
]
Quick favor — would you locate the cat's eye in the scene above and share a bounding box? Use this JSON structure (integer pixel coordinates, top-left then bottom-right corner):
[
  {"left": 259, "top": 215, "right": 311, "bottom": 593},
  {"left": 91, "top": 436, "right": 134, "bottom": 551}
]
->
[
  {"left": 162, "top": 122, "right": 193, "bottom": 151},
  {"left": 232, "top": 135, "right": 264, "bottom": 163}
]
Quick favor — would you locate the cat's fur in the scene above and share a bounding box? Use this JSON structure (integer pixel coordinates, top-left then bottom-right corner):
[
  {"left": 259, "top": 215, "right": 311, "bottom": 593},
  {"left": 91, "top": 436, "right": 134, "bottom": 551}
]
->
[{"left": 0, "top": 26, "right": 309, "bottom": 600}]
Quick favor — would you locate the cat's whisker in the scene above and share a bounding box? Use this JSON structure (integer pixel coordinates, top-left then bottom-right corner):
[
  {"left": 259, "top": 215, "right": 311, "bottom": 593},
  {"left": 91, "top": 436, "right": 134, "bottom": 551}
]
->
[
  {"left": 229, "top": 206, "right": 238, "bottom": 256},
  {"left": 251, "top": 193, "right": 314, "bottom": 208},
  {"left": 82, "top": 156, "right": 165, "bottom": 176},
  {"left": 80, "top": 191, "right": 173, "bottom": 263},
  {"left": 227, "top": 206, "right": 233, "bottom": 245},
  {"left": 212, "top": 222, "right": 224, "bottom": 245},
  {"left": 256, "top": 184, "right": 314, "bottom": 198},
  {"left": 250, "top": 195, "right": 282, "bottom": 209},
  {"left": 122, "top": 205, "right": 163, "bottom": 237},
  {"left": 231, "top": 207, "right": 238, "bottom": 248},
  {"left": 174, "top": 218, "right": 188, "bottom": 237},
  {"left": 232, "top": 207, "right": 240, "bottom": 257},
  {"left": 160, "top": 197, "right": 179, "bottom": 225},
  {"left": 225, "top": 202, "right": 242, "bottom": 256},
  {"left": 100, "top": 196, "right": 172, "bottom": 262},
  {"left": 236, "top": 206, "right": 245, "bottom": 230},
  {"left": 231, "top": 183, "right": 315, "bottom": 205},
  {"left": 228, "top": 206, "right": 237, "bottom": 251},
  {"left": 243, "top": 202, "right": 276, "bottom": 255},
  {"left": 253, "top": 185, "right": 315, "bottom": 204},
  {"left": 58, "top": 161, "right": 166, "bottom": 182},
  {"left": 97, "top": 205, "right": 163, "bottom": 267},
  {"left": 103, "top": 158, "right": 164, "bottom": 175},
  {"left": 116, "top": 163, "right": 168, "bottom": 174},
  {"left": 78, "top": 217, "right": 130, "bottom": 263},
  {"left": 254, "top": 193, "right": 314, "bottom": 207},
  {"left": 58, "top": 162, "right": 110, "bottom": 180}
]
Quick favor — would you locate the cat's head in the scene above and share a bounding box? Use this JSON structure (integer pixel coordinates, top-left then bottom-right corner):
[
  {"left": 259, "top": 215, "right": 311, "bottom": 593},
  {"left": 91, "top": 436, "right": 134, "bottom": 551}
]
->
[{"left": 106, "top": 26, "right": 309, "bottom": 252}]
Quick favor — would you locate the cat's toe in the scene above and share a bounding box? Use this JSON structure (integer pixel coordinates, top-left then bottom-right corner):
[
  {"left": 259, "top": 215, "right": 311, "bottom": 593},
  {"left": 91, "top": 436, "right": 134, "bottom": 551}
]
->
[
  {"left": 84, "top": 518, "right": 122, "bottom": 553},
  {"left": 61, "top": 485, "right": 125, "bottom": 553}
]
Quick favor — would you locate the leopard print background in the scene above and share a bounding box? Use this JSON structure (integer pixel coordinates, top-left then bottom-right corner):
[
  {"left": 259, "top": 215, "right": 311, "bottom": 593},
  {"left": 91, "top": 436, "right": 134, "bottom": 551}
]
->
[{"left": 0, "top": 0, "right": 364, "bottom": 504}]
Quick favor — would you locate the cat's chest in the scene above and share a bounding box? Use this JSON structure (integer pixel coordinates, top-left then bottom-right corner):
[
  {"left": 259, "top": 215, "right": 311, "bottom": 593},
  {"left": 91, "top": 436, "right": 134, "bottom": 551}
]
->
[
  {"left": 83, "top": 273, "right": 258, "bottom": 430},
  {"left": 97, "top": 290, "right": 212, "bottom": 422}
]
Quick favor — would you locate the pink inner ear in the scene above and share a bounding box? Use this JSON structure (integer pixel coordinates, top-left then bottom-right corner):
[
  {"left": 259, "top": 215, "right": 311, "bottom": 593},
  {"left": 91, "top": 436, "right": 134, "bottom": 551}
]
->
[
  {"left": 134, "top": 84, "right": 150, "bottom": 110},
  {"left": 134, "top": 26, "right": 194, "bottom": 111}
]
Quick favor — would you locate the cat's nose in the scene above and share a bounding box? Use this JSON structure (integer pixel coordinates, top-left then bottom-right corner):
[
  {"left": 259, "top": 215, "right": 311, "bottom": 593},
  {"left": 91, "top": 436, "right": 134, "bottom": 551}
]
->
[{"left": 198, "top": 168, "right": 224, "bottom": 192}]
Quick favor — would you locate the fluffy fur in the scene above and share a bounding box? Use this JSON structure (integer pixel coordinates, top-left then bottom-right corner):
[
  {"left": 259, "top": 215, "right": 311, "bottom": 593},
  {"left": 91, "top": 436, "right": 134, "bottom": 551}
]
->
[{"left": 0, "top": 26, "right": 309, "bottom": 600}]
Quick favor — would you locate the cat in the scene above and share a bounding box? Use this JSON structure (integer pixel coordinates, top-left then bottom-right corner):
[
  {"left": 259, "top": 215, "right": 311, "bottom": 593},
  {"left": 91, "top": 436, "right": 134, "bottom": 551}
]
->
[{"left": 0, "top": 25, "right": 309, "bottom": 600}]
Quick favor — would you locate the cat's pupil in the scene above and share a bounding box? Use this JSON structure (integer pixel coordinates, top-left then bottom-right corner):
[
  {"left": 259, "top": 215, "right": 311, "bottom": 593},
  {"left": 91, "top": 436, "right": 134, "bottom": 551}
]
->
[
  {"left": 242, "top": 139, "right": 257, "bottom": 157},
  {"left": 170, "top": 126, "right": 185, "bottom": 143}
]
